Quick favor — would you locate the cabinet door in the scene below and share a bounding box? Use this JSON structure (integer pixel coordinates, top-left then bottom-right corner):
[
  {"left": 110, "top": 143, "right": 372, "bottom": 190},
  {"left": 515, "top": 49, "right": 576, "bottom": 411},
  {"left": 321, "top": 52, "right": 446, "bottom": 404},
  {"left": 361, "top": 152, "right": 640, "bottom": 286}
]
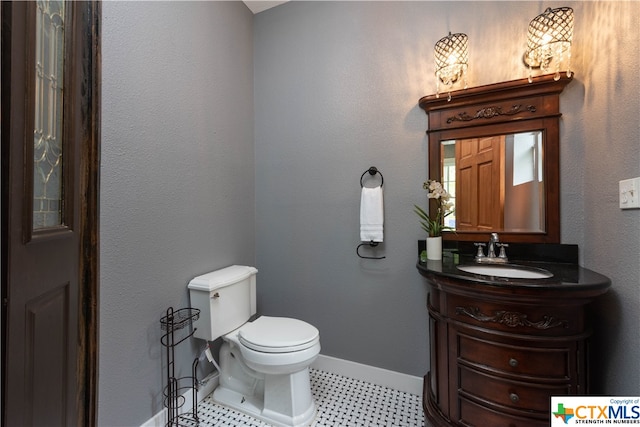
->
[{"left": 428, "top": 290, "right": 451, "bottom": 416}]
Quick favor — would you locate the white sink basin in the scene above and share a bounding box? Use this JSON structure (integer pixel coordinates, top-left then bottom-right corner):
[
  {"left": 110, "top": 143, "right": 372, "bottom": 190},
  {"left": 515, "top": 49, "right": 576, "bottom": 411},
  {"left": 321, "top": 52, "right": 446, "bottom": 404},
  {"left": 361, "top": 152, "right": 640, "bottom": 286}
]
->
[{"left": 456, "top": 264, "right": 553, "bottom": 279}]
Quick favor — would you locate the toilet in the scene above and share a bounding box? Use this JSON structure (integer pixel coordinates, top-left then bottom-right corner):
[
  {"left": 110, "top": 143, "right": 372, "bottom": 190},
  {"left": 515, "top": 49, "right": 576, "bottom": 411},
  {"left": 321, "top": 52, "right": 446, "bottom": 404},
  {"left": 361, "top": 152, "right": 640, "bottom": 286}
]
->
[{"left": 188, "top": 265, "right": 320, "bottom": 427}]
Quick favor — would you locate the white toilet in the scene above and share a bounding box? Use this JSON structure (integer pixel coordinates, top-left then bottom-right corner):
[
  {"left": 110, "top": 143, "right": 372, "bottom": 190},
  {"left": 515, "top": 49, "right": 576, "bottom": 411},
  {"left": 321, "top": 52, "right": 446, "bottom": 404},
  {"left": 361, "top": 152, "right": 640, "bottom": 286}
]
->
[{"left": 188, "top": 265, "right": 320, "bottom": 427}]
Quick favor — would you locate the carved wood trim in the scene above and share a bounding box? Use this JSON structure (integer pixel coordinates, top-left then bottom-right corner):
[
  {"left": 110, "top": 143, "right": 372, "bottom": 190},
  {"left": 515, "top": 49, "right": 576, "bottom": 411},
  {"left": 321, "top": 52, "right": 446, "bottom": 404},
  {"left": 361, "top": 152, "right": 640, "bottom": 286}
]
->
[
  {"left": 455, "top": 306, "right": 568, "bottom": 329},
  {"left": 447, "top": 104, "right": 537, "bottom": 124}
]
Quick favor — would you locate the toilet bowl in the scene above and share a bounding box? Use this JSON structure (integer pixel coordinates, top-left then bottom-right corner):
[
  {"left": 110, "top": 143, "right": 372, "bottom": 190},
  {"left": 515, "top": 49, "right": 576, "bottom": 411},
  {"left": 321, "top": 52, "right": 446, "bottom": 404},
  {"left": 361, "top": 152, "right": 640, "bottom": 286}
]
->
[
  {"left": 230, "top": 316, "right": 321, "bottom": 374},
  {"left": 215, "top": 316, "right": 320, "bottom": 426},
  {"left": 188, "top": 266, "right": 321, "bottom": 427}
]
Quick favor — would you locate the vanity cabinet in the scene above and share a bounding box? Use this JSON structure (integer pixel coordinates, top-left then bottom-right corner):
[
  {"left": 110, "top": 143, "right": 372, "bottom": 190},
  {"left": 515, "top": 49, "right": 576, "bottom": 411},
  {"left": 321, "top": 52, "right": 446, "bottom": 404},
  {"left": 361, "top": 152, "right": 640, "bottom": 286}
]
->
[{"left": 418, "top": 263, "right": 610, "bottom": 427}]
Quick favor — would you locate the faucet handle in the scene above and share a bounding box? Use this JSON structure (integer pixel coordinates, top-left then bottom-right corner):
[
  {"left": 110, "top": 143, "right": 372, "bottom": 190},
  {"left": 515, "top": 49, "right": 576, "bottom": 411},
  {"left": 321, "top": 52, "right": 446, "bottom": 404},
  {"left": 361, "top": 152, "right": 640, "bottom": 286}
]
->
[
  {"left": 474, "top": 242, "right": 486, "bottom": 259},
  {"left": 496, "top": 243, "right": 509, "bottom": 260}
]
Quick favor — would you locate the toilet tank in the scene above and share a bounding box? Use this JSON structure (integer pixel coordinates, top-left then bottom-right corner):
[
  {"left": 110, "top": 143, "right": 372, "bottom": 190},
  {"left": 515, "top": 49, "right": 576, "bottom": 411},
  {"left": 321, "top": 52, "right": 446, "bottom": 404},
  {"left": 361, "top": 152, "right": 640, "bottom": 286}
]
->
[{"left": 188, "top": 265, "right": 258, "bottom": 342}]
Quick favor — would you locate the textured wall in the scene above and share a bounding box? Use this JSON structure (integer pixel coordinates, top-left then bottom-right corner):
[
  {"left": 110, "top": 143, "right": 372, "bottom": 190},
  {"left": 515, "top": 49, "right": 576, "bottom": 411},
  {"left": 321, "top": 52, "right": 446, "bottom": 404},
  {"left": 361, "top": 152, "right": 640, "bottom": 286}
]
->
[
  {"left": 254, "top": 1, "right": 639, "bottom": 392},
  {"left": 100, "top": 2, "right": 254, "bottom": 425},
  {"left": 576, "top": 1, "right": 640, "bottom": 395},
  {"left": 97, "top": 2, "right": 639, "bottom": 425},
  {"left": 254, "top": 1, "right": 434, "bottom": 376}
]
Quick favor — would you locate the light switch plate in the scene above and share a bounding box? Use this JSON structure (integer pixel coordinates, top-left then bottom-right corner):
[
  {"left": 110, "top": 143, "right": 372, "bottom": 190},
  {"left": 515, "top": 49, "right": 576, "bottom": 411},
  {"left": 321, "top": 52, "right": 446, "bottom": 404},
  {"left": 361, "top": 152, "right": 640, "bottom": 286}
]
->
[{"left": 619, "top": 177, "right": 640, "bottom": 209}]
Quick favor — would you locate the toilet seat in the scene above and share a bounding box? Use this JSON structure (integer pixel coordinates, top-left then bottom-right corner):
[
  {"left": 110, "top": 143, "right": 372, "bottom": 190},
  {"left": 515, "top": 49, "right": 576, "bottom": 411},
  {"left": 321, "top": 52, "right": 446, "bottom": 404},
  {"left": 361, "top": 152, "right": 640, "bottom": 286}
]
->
[{"left": 238, "top": 316, "right": 319, "bottom": 353}]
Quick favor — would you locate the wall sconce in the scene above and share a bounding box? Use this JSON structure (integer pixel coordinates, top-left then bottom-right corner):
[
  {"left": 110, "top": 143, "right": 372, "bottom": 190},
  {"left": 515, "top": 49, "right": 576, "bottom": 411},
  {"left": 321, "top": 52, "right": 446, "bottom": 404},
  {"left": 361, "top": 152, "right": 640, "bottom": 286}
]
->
[
  {"left": 434, "top": 32, "right": 468, "bottom": 100},
  {"left": 523, "top": 6, "right": 574, "bottom": 82}
]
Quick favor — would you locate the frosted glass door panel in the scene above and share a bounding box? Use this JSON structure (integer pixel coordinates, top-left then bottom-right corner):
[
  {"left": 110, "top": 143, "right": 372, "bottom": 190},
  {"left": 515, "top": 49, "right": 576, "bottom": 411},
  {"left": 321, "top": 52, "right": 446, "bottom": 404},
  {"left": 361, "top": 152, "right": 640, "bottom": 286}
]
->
[{"left": 33, "top": 0, "right": 66, "bottom": 229}]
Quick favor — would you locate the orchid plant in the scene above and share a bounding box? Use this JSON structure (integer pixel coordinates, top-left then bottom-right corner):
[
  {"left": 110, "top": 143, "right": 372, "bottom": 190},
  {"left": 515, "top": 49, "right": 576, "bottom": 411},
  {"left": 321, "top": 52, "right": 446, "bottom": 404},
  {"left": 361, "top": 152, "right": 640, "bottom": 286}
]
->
[{"left": 414, "top": 179, "right": 454, "bottom": 237}]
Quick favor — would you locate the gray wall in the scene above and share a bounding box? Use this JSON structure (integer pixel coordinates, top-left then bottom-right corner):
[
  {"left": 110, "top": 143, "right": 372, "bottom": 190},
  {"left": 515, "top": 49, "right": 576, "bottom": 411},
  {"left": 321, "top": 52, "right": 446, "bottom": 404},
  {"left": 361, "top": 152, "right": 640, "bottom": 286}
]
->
[
  {"left": 254, "top": 0, "right": 639, "bottom": 391},
  {"left": 576, "top": 2, "right": 640, "bottom": 394},
  {"left": 98, "top": 1, "right": 639, "bottom": 425},
  {"left": 254, "top": 1, "right": 434, "bottom": 376},
  {"left": 100, "top": 2, "right": 254, "bottom": 425}
]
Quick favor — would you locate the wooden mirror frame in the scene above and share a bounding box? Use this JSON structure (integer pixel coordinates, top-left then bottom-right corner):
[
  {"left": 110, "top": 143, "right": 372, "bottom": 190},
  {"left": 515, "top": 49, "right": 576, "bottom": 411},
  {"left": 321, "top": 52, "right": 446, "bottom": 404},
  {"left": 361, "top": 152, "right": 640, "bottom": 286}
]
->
[{"left": 419, "top": 73, "right": 573, "bottom": 243}]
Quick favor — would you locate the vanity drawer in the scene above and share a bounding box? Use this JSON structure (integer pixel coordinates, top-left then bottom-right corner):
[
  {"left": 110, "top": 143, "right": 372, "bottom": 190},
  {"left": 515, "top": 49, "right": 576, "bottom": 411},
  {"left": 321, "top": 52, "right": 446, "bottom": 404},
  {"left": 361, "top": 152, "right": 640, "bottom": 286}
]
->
[
  {"left": 458, "top": 334, "right": 569, "bottom": 378},
  {"left": 447, "top": 294, "right": 577, "bottom": 335},
  {"left": 459, "top": 366, "right": 569, "bottom": 413},
  {"left": 458, "top": 396, "right": 549, "bottom": 427}
]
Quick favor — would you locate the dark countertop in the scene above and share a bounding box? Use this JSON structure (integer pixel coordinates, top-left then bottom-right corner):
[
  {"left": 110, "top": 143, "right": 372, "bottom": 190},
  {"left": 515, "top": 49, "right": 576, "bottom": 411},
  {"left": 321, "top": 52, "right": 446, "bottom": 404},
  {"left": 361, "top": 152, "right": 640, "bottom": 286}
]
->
[{"left": 416, "top": 250, "right": 611, "bottom": 297}]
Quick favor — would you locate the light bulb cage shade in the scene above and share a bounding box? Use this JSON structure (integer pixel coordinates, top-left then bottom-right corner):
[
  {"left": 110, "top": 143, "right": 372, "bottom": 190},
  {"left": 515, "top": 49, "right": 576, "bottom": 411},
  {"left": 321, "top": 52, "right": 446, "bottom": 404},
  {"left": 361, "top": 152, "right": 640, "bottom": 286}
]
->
[
  {"left": 434, "top": 32, "right": 469, "bottom": 85},
  {"left": 523, "top": 7, "right": 573, "bottom": 69}
]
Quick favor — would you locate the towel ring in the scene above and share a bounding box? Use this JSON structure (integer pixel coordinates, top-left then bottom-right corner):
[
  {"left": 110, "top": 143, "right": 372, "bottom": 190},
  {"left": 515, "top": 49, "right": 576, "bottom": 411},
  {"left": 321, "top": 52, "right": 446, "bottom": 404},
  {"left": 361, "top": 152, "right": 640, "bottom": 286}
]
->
[
  {"left": 357, "top": 241, "right": 386, "bottom": 259},
  {"left": 358, "top": 166, "right": 385, "bottom": 260},
  {"left": 360, "top": 166, "right": 384, "bottom": 188}
]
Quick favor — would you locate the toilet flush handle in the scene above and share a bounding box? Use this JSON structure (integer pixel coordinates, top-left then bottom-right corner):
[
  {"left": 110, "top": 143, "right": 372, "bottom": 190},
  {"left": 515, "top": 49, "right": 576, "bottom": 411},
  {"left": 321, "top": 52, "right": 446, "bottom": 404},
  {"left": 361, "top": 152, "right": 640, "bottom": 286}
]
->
[{"left": 211, "top": 292, "right": 220, "bottom": 299}]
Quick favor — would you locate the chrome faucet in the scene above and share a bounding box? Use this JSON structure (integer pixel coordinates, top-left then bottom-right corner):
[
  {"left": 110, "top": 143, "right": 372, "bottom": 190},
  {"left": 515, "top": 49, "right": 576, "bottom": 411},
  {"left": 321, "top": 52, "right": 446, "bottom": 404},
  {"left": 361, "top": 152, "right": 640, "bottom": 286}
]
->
[
  {"left": 474, "top": 233, "right": 509, "bottom": 263},
  {"left": 488, "top": 233, "right": 499, "bottom": 258}
]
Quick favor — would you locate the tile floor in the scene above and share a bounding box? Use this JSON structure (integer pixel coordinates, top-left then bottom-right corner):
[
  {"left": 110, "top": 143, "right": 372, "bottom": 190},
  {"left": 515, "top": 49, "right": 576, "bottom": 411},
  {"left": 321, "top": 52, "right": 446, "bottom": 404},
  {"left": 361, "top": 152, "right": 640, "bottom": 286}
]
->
[{"left": 187, "top": 368, "right": 426, "bottom": 426}]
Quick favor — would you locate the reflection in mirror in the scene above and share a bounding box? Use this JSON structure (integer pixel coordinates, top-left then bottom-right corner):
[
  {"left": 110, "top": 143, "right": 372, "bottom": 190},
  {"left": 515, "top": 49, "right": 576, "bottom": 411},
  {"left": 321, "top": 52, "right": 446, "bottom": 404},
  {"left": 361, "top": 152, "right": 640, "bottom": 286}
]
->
[{"left": 441, "top": 131, "right": 545, "bottom": 233}]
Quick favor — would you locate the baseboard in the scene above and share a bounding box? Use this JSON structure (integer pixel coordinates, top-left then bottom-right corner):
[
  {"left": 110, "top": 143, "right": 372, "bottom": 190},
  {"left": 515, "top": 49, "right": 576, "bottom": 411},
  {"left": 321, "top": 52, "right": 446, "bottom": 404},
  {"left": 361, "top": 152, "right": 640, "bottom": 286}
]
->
[
  {"left": 311, "top": 354, "right": 423, "bottom": 396},
  {"left": 140, "top": 372, "right": 219, "bottom": 427}
]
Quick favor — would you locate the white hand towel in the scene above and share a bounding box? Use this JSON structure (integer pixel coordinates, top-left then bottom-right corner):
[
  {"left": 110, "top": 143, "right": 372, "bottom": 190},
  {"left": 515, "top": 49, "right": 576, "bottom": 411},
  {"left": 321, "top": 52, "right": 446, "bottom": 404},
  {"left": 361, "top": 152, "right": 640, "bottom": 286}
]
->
[{"left": 360, "top": 186, "right": 384, "bottom": 242}]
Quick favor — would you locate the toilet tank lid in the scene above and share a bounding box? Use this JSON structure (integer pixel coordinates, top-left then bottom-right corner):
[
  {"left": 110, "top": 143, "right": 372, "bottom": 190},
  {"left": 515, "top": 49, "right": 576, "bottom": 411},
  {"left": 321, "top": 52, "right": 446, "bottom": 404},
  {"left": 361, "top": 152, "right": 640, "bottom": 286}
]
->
[{"left": 188, "top": 265, "right": 258, "bottom": 291}]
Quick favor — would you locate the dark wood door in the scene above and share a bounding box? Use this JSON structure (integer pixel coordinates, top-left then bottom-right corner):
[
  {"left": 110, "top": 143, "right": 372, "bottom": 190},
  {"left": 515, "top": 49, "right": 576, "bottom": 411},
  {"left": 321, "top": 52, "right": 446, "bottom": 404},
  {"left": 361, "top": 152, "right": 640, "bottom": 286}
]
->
[
  {"left": 1, "top": 1, "right": 99, "bottom": 425},
  {"left": 455, "top": 136, "right": 504, "bottom": 231}
]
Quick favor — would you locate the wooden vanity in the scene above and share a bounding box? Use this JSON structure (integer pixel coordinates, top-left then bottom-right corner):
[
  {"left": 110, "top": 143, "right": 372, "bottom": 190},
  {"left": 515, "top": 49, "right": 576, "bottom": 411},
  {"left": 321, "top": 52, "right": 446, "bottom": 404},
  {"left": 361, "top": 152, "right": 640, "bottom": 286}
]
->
[
  {"left": 417, "top": 74, "right": 611, "bottom": 425},
  {"left": 417, "top": 256, "right": 610, "bottom": 427}
]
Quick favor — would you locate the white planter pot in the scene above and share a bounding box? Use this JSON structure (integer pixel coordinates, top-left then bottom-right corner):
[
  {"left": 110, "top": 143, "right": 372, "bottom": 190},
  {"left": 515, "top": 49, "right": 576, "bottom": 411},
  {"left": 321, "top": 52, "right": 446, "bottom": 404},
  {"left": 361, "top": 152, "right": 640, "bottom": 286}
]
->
[{"left": 426, "top": 236, "right": 442, "bottom": 260}]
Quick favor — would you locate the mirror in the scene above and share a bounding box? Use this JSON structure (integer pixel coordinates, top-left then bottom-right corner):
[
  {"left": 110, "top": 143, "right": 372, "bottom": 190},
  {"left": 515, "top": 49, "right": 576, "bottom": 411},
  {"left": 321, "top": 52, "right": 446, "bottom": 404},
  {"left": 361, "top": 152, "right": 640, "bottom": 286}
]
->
[
  {"left": 419, "top": 74, "right": 573, "bottom": 243},
  {"left": 441, "top": 131, "right": 545, "bottom": 233}
]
